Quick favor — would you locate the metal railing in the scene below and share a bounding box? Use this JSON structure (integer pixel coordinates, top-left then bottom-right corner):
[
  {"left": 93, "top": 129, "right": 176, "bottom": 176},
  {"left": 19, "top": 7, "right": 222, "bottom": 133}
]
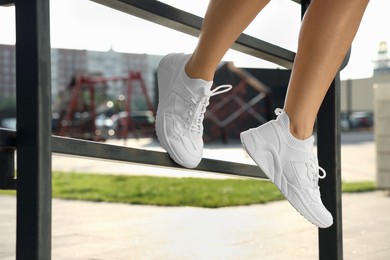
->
[{"left": 0, "top": 0, "right": 343, "bottom": 259}]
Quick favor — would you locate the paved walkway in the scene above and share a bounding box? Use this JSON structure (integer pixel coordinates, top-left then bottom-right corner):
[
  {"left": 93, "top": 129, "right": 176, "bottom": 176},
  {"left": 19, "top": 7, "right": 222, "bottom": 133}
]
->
[
  {"left": 1, "top": 132, "right": 388, "bottom": 259},
  {"left": 1, "top": 191, "right": 390, "bottom": 259}
]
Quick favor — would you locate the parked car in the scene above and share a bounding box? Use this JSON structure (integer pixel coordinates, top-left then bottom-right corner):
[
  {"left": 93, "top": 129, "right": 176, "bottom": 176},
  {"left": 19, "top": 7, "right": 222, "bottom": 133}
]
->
[
  {"left": 95, "top": 110, "right": 155, "bottom": 139},
  {"left": 0, "top": 117, "right": 16, "bottom": 130},
  {"left": 340, "top": 113, "right": 350, "bottom": 132},
  {"left": 349, "top": 111, "right": 373, "bottom": 129}
]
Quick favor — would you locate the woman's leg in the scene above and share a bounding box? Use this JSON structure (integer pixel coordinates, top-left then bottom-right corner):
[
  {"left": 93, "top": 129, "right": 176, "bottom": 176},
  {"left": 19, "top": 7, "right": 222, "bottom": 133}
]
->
[
  {"left": 285, "top": 0, "right": 370, "bottom": 140},
  {"left": 241, "top": 0, "right": 370, "bottom": 228},
  {"left": 185, "top": 0, "right": 270, "bottom": 81},
  {"left": 156, "top": 0, "right": 270, "bottom": 168}
]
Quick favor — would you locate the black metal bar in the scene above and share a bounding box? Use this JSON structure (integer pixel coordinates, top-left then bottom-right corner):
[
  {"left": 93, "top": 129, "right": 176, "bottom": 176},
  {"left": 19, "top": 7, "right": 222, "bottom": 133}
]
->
[
  {"left": 0, "top": 0, "right": 14, "bottom": 6},
  {"left": 0, "top": 128, "right": 16, "bottom": 146},
  {"left": 51, "top": 135, "right": 266, "bottom": 179},
  {"left": 317, "top": 74, "right": 343, "bottom": 260},
  {"left": 0, "top": 148, "right": 16, "bottom": 190},
  {"left": 340, "top": 48, "right": 351, "bottom": 71},
  {"left": 15, "top": 0, "right": 52, "bottom": 259},
  {"left": 0, "top": 128, "right": 266, "bottom": 179},
  {"left": 300, "top": 0, "right": 311, "bottom": 18},
  {"left": 0, "top": 128, "right": 17, "bottom": 189},
  {"left": 90, "top": 0, "right": 295, "bottom": 69}
]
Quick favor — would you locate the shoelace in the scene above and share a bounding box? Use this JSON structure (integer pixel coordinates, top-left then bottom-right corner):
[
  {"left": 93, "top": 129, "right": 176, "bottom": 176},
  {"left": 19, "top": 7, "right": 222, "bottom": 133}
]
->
[
  {"left": 309, "top": 156, "right": 327, "bottom": 189},
  {"left": 275, "top": 107, "right": 283, "bottom": 116},
  {"left": 187, "top": 84, "right": 232, "bottom": 134}
]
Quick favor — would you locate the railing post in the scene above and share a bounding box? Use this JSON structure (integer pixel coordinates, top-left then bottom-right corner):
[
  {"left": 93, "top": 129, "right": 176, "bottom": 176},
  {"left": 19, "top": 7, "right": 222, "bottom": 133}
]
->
[
  {"left": 15, "top": 0, "right": 52, "bottom": 259},
  {"left": 0, "top": 147, "right": 16, "bottom": 190},
  {"left": 317, "top": 74, "right": 343, "bottom": 260}
]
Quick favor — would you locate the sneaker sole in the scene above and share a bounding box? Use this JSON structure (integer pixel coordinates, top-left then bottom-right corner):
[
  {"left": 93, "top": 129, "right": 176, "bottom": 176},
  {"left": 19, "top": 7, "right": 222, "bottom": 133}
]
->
[{"left": 240, "top": 130, "right": 332, "bottom": 228}]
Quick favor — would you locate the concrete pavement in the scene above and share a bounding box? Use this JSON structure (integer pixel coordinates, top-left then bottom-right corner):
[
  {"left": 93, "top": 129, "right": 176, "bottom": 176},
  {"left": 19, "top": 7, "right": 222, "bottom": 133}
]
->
[{"left": 1, "top": 191, "right": 390, "bottom": 259}]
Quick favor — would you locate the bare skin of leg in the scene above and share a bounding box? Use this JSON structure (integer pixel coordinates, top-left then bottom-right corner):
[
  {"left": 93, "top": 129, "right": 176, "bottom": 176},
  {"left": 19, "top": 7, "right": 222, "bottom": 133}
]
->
[
  {"left": 284, "top": 0, "right": 370, "bottom": 139},
  {"left": 186, "top": 0, "right": 369, "bottom": 140},
  {"left": 185, "top": 0, "right": 270, "bottom": 81}
]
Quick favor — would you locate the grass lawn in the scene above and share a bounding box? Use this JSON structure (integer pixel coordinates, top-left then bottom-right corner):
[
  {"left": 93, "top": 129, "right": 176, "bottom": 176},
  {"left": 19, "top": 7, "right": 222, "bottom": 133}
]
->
[{"left": 0, "top": 171, "right": 376, "bottom": 208}]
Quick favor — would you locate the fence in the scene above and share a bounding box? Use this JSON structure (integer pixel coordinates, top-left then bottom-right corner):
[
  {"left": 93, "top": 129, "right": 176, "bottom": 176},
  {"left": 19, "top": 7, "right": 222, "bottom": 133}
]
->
[{"left": 0, "top": 0, "right": 343, "bottom": 259}]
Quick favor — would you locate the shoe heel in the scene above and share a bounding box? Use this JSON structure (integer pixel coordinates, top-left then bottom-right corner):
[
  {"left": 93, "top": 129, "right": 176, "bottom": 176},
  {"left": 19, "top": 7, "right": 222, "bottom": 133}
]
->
[
  {"left": 157, "top": 70, "right": 171, "bottom": 105},
  {"left": 240, "top": 130, "right": 276, "bottom": 181},
  {"left": 157, "top": 54, "right": 180, "bottom": 104},
  {"left": 240, "top": 131, "right": 256, "bottom": 154}
]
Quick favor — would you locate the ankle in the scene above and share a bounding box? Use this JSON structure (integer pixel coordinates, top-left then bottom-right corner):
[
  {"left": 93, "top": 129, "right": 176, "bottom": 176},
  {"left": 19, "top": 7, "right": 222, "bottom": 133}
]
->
[
  {"left": 185, "top": 57, "right": 215, "bottom": 81},
  {"left": 289, "top": 122, "right": 314, "bottom": 140}
]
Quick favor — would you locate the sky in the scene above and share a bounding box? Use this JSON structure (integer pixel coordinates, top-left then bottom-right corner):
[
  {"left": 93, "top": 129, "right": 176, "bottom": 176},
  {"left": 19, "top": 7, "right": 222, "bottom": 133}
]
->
[{"left": 0, "top": 0, "right": 389, "bottom": 80}]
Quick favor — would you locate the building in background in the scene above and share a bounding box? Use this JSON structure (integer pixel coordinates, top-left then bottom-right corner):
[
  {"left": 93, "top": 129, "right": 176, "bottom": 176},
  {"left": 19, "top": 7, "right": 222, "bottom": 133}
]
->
[
  {"left": 0, "top": 44, "right": 161, "bottom": 101},
  {"left": 341, "top": 41, "right": 390, "bottom": 115},
  {"left": 341, "top": 74, "right": 390, "bottom": 114},
  {"left": 373, "top": 41, "right": 390, "bottom": 76},
  {"left": 0, "top": 44, "right": 16, "bottom": 98},
  {"left": 51, "top": 48, "right": 88, "bottom": 95}
]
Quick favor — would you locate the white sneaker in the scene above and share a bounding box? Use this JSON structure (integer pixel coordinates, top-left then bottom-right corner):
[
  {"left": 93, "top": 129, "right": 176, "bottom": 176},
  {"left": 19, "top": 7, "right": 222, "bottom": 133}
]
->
[
  {"left": 240, "top": 108, "right": 333, "bottom": 228},
  {"left": 156, "top": 53, "right": 231, "bottom": 168}
]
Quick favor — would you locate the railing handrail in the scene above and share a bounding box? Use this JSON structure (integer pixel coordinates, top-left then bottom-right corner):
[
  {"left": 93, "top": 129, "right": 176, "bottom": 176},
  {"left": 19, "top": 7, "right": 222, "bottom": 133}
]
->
[
  {"left": 91, "top": 0, "right": 296, "bottom": 69},
  {"left": 0, "top": 128, "right": 265, "bottom": 179}
]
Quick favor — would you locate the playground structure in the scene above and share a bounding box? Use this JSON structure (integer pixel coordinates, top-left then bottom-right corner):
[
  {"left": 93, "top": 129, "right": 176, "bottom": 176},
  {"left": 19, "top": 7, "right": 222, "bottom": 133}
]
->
[
  {"left": 54, "top": 71, "right": 156, "bottom": 141},
  {"left": 204, "top": 62, "right": 272, "bottom": 143},
  {"left": 54, "top": 63, "right": 274, "bottom": 144}
]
